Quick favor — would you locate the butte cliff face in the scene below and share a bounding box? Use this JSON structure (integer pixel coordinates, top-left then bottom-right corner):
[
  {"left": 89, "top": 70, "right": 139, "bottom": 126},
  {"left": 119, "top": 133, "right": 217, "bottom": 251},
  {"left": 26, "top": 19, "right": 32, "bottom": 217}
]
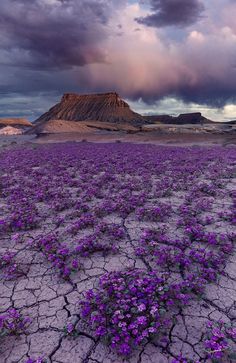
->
[{"left": 34, "top": 92, "right": 145, "bottom": 128}]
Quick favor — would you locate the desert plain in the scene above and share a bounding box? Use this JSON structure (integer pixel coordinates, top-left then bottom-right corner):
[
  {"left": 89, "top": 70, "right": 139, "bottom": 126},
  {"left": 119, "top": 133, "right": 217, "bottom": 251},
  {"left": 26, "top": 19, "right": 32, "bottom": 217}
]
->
[{"left": 0, "top": 126, "right": 235, "bottom": 363}]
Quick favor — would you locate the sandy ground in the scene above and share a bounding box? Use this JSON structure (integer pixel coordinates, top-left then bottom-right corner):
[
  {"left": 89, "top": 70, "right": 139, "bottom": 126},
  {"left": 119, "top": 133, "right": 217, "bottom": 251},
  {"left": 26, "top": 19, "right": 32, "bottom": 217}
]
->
[
  {"left": 33, "top": 129, "right": 236, "bottom": 147},
  {"left": 0, "top": 130, "right": 234, "bottom": 148},
  {"left": 0, "top": 127, "right": 235, "bottom": 149},
  {"left": 0, "top": 135, "right": 36, "bottom": 149}
]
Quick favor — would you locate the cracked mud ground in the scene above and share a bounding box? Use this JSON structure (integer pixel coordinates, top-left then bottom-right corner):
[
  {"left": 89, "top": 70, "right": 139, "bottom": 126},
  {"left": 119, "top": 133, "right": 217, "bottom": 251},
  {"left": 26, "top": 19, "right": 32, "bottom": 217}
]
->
[{"left": 0, "top": 143, "right": 235, "bottom": 363}]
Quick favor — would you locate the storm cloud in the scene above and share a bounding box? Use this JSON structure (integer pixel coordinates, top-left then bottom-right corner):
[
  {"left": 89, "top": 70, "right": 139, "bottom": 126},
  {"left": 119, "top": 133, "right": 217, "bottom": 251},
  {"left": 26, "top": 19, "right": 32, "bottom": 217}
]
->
[
  {"left": 0, "top": 0, "right": 116, "bottom": 69},
  {"left": 136, "top": 0, "right": 205, "bottom": 28}
]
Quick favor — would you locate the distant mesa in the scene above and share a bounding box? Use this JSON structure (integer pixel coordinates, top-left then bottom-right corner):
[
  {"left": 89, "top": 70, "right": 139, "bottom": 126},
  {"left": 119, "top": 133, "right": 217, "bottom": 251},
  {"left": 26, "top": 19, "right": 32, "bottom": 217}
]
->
[
  {"left": 32, "top": 92, "right": 146, "bottom": 134},
  {"left": 0, "top": 118, "right": 32, "bottom": 128},
  {"left": 144, "top": 112, "right": 214, "bottom": 124}
]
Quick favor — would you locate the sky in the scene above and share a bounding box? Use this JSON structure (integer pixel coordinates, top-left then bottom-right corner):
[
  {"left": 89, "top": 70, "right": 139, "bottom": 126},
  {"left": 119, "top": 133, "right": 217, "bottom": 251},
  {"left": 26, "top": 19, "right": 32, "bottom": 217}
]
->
[{"left": 0, "top": 0, "right": 236, "bottom": 121}]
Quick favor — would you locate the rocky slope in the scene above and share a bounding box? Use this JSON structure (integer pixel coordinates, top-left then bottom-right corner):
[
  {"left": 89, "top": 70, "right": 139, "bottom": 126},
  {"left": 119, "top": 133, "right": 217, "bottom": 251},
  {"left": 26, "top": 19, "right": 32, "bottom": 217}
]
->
[
  {"left": 34, "top": 119, "right": 139, "bottom": 134},
  {"left": 33, "top": 93, "right": 145, "bottom": 130}
]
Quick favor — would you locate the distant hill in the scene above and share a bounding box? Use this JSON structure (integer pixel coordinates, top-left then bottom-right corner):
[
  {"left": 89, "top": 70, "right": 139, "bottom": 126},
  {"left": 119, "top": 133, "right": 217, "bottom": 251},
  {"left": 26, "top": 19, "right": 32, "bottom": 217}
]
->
[
  {"left": 33, "top": 93, "right": 146, "bottom": 131},
  {"left": 224, "top": 120, "right": 236, "bottom": 125},
  {"left": 144, "top": 112, "right": 214, "bottom": 124},
  {"left": 0, "top": 118, "right": 32, "bottom": 127},
  {"left": 0, "top": 126, "right": 23, "bottom": 135}
]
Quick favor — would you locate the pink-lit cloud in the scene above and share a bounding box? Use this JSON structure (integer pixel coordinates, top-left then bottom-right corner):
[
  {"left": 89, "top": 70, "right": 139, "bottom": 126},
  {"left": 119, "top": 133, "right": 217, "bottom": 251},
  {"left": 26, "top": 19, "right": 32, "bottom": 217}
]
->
[{"left": 77, "top": 2, "right": 236, "bottom": 107}]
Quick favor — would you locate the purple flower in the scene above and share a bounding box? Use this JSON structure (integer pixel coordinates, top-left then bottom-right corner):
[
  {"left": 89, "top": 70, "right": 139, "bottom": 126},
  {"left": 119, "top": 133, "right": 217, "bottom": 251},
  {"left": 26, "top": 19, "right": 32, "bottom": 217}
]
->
[
  {"left": 137, "top": 303, "right": 146, "bottom": 312},
  {"left": 0, "top": 308, "right": 31, "bottom": 336},
  {"left": 25, "top": 358, "right": 44, "bottom": 363},
  {"left": 66, "top": 323, "right": 74, "bottom": 334},
  {"left": 71, "top": 259, "right": 79, "bottom": 269}
]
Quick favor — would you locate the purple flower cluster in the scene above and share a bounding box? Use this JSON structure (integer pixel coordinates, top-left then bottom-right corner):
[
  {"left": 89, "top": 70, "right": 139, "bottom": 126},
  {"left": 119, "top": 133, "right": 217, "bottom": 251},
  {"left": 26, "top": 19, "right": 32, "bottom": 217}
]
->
[
  {"left": 0, "top": 308, "right": 31, "bottom": 337},
  {"left": 95, "top": 222, "right": 125, "bottom": 239},
  {"left": 0, "top": 208, "right": 39, "bottom": 232},
  {"left": 135, "top": 227, "right": 234, "bottom": 296},
  {"left": 25, "top": 358, "right": 45, "bottom": 363},
  {"left": 74, "top": 234, "right": 117, "bottom": 257},
  {"left": 136, "top": 204, "right": 172, "bottom": 222},
  {"left": 66, "top": 213, "right": 95, "bottom": 235},
  {"left": 80, "top": 269, "right": 195, "bottom": 355},
  {"left": 0, "top": 252, "right": 16, "bottom": 278},
  {"left": 204, "top": 321, "right": 236, "bottom": 360},
  {"left": 34, "top": 223, "right": 125, "bottom": 278},
  {"left": 171, "top": 354, "right": 193, "bottom": 363},
  {"left": 0, "top": 252, "right": 25, "bottom": 280},
  {"left": 74, "top": 223, "right": 124, "bottom": 257},
  {"left": 35, "top": 234, "right": 79, "bottom": 279}
]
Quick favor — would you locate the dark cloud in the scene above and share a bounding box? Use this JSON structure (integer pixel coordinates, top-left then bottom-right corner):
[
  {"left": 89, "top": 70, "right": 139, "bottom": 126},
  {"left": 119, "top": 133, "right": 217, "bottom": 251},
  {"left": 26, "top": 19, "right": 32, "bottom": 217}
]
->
[
  {"left": 177, "top": 83, "right": 236, "bottom": 109},
  {"left": 136, "top": 0, "right": 205, "bottom": 28},
  {"left": 128, "top": 81, "right": 236, "bottom": 109},
  {"left": 0, "top": 0, "right": 116, "bottom": 70}
]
